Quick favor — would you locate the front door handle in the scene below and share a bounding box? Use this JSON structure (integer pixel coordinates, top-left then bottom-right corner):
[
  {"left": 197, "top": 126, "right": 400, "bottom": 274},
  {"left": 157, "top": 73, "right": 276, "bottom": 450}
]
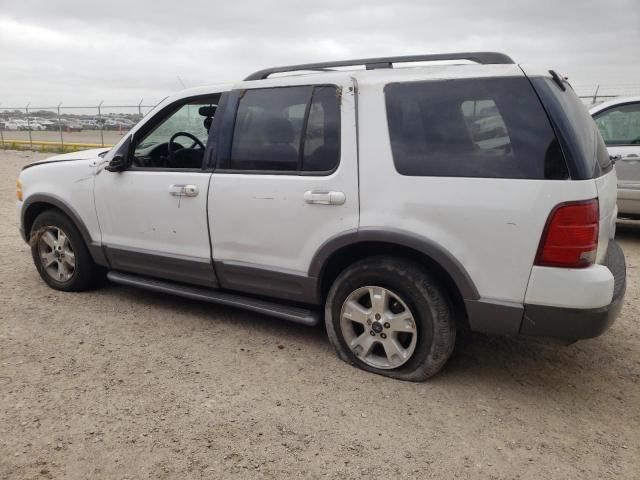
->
[
  {"left": 304, "top": 190, "right": 346, "bottom": 205},
  {"left": 169, "top": 184, "right": 199, "bottom": 197}
]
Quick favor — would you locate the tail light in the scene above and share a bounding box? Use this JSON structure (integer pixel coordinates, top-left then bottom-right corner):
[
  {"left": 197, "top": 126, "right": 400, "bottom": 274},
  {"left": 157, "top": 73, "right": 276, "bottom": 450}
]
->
[{"left": 535, "top": 199, "right": 599, "bottom": 268}]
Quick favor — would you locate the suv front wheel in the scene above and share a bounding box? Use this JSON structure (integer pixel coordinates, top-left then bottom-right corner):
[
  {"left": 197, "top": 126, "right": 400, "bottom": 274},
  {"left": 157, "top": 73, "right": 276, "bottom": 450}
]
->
[
  {"left": 325, "top": 257, "right": 456, "bottom": 381},
  {"left": 29, "top": 209, "right": 100, "bottom": 291}
]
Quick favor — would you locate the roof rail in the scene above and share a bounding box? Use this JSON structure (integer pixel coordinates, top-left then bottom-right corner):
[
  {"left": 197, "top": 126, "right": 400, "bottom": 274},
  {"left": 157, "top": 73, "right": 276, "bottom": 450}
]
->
[{"left": 244, "top": 52, "right": 515, "bottom": 81}]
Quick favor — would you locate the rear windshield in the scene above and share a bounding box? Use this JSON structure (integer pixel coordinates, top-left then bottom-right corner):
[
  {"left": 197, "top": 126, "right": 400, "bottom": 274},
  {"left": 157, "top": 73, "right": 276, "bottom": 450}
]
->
[
  {"left": 384, "top": 77, "right": 568, "bottom": 179},
  {"left": 529, "top": 77, "right": 612, "bottom": 179}
]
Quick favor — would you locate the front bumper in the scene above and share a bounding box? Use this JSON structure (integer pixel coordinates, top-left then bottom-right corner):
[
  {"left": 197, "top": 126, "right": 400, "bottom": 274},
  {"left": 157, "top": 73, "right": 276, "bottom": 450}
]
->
[
  {"left": 520, "top": 240, "right": 626, "bottom": 341},
  {"left": 17, "top": 200, "right": 26, "bottom": 242}
]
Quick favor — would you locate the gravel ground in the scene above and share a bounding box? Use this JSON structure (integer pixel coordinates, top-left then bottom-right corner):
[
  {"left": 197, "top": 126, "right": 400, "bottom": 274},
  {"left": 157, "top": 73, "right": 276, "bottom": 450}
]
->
[{"left": 1, "top": 149, "right": 639, "bottom": 479}]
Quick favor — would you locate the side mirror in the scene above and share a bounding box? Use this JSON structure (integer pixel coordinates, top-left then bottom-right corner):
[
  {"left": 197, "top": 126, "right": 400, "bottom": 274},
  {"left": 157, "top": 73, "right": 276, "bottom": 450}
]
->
[
  {"left": 105, "top": 154, "right": 127, "bottom": 172},
  {"left": 105, "top": 135, "right": 132, "bottom": 172}
]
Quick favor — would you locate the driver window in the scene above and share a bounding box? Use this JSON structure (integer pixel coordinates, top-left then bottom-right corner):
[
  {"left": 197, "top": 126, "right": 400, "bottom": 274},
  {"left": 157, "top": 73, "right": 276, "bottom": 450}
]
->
[
  {"left": 131, "top": 95, "right": 220, "bottom": 169},
  {"left": 594, "top": 102, "right": 640, "bottom": 146}
]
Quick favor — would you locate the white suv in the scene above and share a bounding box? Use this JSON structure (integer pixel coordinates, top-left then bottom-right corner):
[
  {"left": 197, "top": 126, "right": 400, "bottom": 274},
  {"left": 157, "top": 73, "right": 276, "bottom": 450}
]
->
[{"left": 16, "top": 53, "right": 626, "bottom": 381}]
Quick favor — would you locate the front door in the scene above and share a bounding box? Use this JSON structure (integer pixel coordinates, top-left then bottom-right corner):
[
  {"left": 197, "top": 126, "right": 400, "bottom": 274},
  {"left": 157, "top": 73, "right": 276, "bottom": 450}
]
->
[
  {"left": 209, "top": 78, "right": 359, "bottom": 303},
  {"left": 594, "top": 101, "right": 640, "bottom": 213},
  {"left": 94, "top": 95, "right": 221, "bottom": 286}
]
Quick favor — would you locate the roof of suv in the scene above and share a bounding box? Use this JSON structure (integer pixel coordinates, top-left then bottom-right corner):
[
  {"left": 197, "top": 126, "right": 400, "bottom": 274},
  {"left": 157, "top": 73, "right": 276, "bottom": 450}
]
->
[
  {"left": 149, "top": 52, "right": 524, "bottom": 120},
  {"left": 237, "top": 52, "right": 523, "bottom": 90},
  {"left": 243, "top": 52, "right": 515, "bottom": 81}
]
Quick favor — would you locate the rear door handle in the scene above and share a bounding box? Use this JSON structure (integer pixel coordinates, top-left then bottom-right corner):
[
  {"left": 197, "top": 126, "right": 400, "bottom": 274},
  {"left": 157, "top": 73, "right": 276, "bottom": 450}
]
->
[
  {"left": 169, "top": 184, "right": 199, "bottom": 197},
  {"left": 304, "top": 190, "right": 346, "bottom": 205}
]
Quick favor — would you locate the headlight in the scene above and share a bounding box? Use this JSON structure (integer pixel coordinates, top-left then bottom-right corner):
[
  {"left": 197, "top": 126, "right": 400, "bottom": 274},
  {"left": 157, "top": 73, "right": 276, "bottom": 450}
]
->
[{"left": 16, "top": 180, "right": 22, "bottom": 201}]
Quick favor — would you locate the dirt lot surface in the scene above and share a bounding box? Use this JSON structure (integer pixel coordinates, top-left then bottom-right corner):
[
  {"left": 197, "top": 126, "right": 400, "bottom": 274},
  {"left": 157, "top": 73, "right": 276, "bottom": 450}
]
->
[{"left": 1, "top": 149, "right": 639, "bottom": 479}]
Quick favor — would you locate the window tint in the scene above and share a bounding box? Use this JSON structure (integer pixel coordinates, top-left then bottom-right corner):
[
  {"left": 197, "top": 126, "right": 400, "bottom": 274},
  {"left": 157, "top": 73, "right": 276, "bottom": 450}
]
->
[
  {"left": 385, "top": 77, "right": 568, "bottom": 179},
  {"left": 302, "top": 86, "right": 340, "bottom": 172},
  {"left": 230, "top": 86, "right": 310, "bottom": 171},
  {"left": 531, "top": 78, "right": 611, "bottom": 178},
  {"left": 132, "top": 96, "right": 219, "bottom": 169},
  {"left": 594, "top": 103, "right": 640, "bottom": 146},
  {"left": 225, "top": 85, "right": 340, "bottom": 173}
]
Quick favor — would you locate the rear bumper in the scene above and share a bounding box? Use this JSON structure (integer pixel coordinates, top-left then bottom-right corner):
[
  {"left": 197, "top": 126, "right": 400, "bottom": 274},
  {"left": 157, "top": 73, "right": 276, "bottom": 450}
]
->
[
  {"left": 465, "top": 240, "right": 626, "bottom": 341},
  {"left": 520, "top": 240, "right": 626, "bottom": 341}
]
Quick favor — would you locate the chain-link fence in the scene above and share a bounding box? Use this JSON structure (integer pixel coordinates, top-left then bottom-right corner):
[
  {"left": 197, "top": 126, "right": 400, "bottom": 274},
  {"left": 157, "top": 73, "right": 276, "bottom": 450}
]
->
[
  {"left": 576, "top": 83, "right": 640, "bottom": 105},
  {"left": 2, "top": 85, "right": 640, "bottom": 153},
  {"left": 0, "top": 100, "right": 156, "bottom": 153}
]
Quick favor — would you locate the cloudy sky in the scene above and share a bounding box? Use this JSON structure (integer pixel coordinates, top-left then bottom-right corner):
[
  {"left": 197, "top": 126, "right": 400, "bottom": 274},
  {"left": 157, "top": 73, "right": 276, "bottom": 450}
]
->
[{"left": 1, "top": 0, "right": 639, "bottom": 108}]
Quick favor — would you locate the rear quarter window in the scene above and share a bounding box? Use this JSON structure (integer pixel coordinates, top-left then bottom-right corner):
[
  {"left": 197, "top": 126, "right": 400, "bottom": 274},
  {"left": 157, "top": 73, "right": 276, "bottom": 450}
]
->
[
  {"left": 384, "top": 77, "right": 568, "bottom": 179},
  {"left": 528, "top": 77, "right": 612, "bottom": 179}
]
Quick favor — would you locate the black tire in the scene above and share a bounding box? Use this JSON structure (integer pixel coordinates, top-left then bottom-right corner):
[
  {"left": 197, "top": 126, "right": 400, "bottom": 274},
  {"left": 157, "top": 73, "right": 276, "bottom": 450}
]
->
[
  {"left": 325, "top": 256, "right": 456, "bottom": 381},
  {"left": 29, "top": 209, "right": 100, "bottom": 291}
]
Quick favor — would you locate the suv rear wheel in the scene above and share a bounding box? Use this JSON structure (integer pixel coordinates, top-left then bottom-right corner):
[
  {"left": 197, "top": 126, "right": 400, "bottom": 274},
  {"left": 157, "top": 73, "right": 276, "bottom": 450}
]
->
[
  {"left": 325, "top": 257, "right": 456, "bottom": 381},
  {"left": 29, "top": 209, "right": 100, "bottom": 291}
]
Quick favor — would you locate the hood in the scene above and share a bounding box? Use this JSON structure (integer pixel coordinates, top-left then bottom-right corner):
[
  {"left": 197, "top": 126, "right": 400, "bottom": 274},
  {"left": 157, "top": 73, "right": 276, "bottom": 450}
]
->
[{"left": 22, "top": 147, "right": 110, "bottom": 170}]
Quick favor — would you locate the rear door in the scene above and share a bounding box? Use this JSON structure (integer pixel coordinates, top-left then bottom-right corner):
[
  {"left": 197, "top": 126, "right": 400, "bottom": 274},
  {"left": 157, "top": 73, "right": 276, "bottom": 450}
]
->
[{"left": 208, "top": 77, "right": 358, "bottom": 304}]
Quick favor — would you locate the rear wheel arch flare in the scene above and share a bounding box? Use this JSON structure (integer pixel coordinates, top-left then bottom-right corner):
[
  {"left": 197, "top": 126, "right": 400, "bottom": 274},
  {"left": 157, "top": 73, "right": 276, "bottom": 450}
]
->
[{"left": 312, "top": 229, "right": 479, "bottom": 313}]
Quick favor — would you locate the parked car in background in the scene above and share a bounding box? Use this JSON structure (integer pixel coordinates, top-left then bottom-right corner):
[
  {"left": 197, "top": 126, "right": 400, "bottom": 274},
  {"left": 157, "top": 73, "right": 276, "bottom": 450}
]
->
[
  {"left": 44, "top": 119, "right": 83, "bottom": 132},
  {"left": 104, "top": 118, "right": 134, "bottom": 131},
  {"left": 590, "top": 97, "right": 640, "bottom": 218},
  {"left": 14, "top": 119, "right": 29, "bottom": 130},
  {"left": 1, "top": 120, "right": 20, "bottom": 131},
  {"left": 80, "top": 119, "right": 101, "bottom": 129}
]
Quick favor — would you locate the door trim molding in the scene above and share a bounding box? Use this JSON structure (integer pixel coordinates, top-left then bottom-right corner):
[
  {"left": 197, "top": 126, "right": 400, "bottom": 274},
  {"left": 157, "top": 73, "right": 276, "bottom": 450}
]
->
[
  {"left": 104, "top": 244, "right": 218, "bottom": 288},
  {"left": 214, "top": 260, "right": 320, "bottom": 305}
]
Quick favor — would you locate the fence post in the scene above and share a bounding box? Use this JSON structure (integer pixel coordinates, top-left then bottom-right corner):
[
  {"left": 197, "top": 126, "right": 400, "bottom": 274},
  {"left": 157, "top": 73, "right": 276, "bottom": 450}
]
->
[
  {"left": 26, "top": 103, "right": 33, "bottom": 150},
  {"left": 0, "top": 103, "right": 4, "bottom": 149},
  {"left": 98, "top": 101, "right": 104, "bottom": 147},
  {"left": 592, "top": 85, "right": 600, "bottom": 104},
  {"left": 57, "top": 103, "right": 64, "bottom": 150},
  {"left": 138, "top": 98, "right": 143, "bottom": 118}
]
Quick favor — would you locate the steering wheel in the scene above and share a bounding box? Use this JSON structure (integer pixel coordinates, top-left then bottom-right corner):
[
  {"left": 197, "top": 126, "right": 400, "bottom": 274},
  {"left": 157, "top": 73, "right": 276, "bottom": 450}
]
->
[{"left": 168, "top": 132, "right": 205, "bottom": 165}]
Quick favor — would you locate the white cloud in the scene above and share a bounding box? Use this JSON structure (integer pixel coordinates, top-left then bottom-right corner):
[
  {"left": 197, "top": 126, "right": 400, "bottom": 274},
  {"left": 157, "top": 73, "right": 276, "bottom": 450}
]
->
[{"left": 0, "top": 0, "right": 638, "bottom": 106}]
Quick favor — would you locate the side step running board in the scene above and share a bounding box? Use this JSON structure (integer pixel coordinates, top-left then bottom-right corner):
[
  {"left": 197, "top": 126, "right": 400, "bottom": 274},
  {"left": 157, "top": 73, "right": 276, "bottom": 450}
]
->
[{"left": 106, "top": 271, "right": 320, "bottom": 326}]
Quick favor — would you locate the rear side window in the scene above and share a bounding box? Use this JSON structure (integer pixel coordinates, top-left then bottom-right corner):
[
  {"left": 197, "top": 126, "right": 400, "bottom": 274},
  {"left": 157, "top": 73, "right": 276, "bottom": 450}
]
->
[
  {"left": 230, "top": 86, "right": 310, "bottom": 172},
  {"left": 530, "top": 77, "right": 612, "bottom": 179},
  {"left": 303, "top": 87, "right": 341, "bottom": 172},
  {"left": 224, "top": 85, "right": 340, "bottom": 173},
  {"left": 385, "top": 77, "right": 568, "bottom": 179}
]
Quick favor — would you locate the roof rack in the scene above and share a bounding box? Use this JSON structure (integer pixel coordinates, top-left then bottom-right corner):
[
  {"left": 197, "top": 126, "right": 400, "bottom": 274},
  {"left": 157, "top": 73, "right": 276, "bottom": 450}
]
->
[{"left": 244, "top": 52, "right": 514, "bottom": 81}]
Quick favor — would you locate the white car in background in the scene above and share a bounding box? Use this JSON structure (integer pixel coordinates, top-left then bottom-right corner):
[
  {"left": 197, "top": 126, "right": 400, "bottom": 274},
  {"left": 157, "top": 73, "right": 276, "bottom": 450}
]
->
[
  {"left": 1, "top": 120, "right": 20, "bottom": 131},
  {"left": 590, "top": 97, "right": 640, "bottom": 218}
]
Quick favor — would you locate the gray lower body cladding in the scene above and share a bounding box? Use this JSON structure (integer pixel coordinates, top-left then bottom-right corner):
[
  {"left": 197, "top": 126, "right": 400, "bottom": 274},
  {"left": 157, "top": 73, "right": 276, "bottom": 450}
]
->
[{"left": 467, "top": 240, "right": 626, "bottom": 341}]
